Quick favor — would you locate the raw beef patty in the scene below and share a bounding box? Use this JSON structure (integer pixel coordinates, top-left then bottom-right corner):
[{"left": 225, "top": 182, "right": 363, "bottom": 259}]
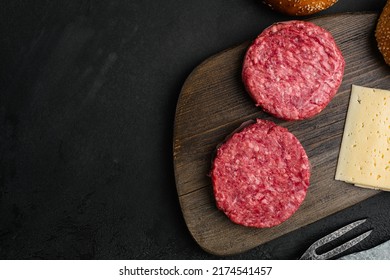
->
[
  {"left": 242, "top": 20, "right": 345, "bottom": 120},
  {"left": 211, "top": 119, "right": 310, "bottom": 228}
]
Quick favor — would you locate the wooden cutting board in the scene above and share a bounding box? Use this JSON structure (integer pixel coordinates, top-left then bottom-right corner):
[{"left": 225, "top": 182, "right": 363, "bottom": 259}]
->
[{"left": 173, "top": 13, "right": 390, "bottom": 256}]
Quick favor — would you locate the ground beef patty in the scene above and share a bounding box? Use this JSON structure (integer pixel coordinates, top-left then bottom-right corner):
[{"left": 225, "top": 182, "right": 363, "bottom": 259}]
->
[
  {"left": 211, "top": 119, "right": 310, "bottom": 228},
  {"left": 242, "top": 20, "right": 345, "bottom": 120}
]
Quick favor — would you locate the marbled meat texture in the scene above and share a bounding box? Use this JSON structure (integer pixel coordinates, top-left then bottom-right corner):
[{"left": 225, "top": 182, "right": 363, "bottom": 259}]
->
[
  {"left": 211, "top": 119, "right": 310, "bottom": 228},
  {"left": 242, "top": 20, "right": 345, "bottom": 120}
]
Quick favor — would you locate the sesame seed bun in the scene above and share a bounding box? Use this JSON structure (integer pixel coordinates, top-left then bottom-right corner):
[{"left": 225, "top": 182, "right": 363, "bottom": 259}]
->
[
  {"left": 376, "top": 0, "right": 390, "bottom": 66},
  {"left": 263, "top": 0, "right": 338, "bottom": 16}
]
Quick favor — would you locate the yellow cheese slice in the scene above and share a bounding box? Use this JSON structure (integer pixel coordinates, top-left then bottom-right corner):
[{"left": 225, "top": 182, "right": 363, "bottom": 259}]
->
[{"left": 335, "top": 85, "right": 390, "bottom": 190}]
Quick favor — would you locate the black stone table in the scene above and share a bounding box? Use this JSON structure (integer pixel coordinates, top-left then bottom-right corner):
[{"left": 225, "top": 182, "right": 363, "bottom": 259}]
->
[{"left": 1, "top": 0, "right": 389, "bottom": 259}]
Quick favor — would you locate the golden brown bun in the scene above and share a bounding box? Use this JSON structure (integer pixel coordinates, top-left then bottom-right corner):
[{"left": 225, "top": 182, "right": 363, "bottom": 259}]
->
[
  {"left": 263, "top": 0, "right": 338, "bottom": 16},
  {"left": 376, "top": 0, "right": 390, "bottom": 66}
]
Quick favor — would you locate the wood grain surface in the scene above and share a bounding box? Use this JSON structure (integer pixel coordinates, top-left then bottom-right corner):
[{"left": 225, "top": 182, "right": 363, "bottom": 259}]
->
[{"left": 173, "top": 13, "right": 390, "bottom": 256}]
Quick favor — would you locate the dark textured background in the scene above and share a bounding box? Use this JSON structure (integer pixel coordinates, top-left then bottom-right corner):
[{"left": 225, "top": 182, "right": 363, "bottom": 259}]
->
[{"left": 1, "top": 0, "right": 389, "bottom": 259}]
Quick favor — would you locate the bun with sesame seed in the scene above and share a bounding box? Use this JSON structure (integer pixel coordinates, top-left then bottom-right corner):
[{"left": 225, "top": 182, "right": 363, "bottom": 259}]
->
[
  {"left": 376, "top": 0, "right": 390, "bottom": 66},
  {"left": 263, "top": 0, "right": 338, "bottom": 16}
]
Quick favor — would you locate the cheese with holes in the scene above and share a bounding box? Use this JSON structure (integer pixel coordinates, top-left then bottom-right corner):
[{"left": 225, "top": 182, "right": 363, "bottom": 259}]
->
[{"left": 335, "top": 85, "right": 390, "bottom": 190}]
